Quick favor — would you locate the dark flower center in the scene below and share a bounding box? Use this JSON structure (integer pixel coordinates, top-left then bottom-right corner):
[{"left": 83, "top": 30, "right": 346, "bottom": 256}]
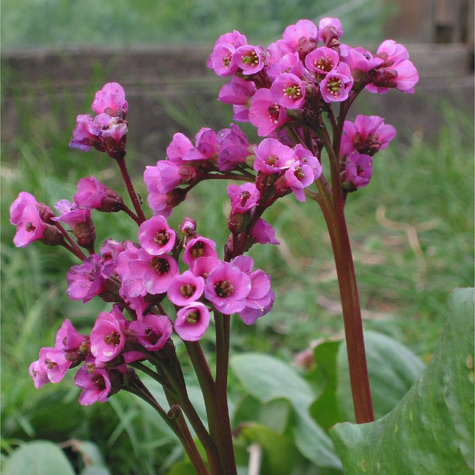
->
[
  {"left": 104, "top": 331, "right": 121, "bottom": 346},
  {"left": 215, "top": 280, "right": 234, "bottom": 297},
  {"left": 186, "top": 311, "right": 200, "bottom": 324},
  {"left": 191, "top": 242, "right": 206, "bottom": 258},
  {"left": 150, "top": 257, "right": 170, "bottom": 274},
  {"left": 154, "top": 230, "right": 169, "bottom": 246},
  {"left": 180, "top": 284, "right": 196, "bottom": 297}
]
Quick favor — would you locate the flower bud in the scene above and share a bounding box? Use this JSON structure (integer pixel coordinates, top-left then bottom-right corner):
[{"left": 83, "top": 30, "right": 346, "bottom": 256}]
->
[{"left": 228, "top": 211, "right": 251, "bottom": 233}]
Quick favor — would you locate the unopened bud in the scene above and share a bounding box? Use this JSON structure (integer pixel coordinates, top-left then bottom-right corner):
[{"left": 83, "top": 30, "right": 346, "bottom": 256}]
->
[
  {"left": 228, "top": 211, "right": 250, "bottom": 233},
  {"left": 41, "top": 224, "right": 65, "bottom": 246},
  {"left": 74, "top": 217, "right": 96, "bottom": 249}
]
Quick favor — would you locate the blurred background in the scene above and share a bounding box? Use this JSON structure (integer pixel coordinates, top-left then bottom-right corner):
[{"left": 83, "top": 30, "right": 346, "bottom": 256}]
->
[{"left": 2, "top": 0, "right": 474, "bottom": 473}]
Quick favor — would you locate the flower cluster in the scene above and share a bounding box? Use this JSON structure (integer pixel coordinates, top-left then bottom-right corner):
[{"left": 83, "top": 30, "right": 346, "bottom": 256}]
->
[
  {"left": 70, "top": 82, "right": 129, "bottom": 160},
  {"left": 17, "top": 191, "right": 274, "bottom": 403}
]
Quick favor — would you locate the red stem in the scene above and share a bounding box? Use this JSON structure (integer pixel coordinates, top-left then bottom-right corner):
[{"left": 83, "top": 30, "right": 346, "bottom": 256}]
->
[{"left": 116, "top": 156, "right": 146, "bottom": 224}]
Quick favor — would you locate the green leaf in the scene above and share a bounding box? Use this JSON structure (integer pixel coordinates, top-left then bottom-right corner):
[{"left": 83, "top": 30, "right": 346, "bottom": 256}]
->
[
  {"left": 236, "top": 422, "right": 305, "bottom": 475},
  {"left": 231, "top": 353, "right": 342, "bottom": 469},
  {"left": 310, "top": 341, "right": 345, "bottom": 432},
  {"left": 3, "top": 440, "right": 75, "bottom": 475},
  {"left": 337, "top": 330, "right": 425, "bottom": 421},
  {"left": 330, "top": 288, "right": 475, "bottom": 474}
]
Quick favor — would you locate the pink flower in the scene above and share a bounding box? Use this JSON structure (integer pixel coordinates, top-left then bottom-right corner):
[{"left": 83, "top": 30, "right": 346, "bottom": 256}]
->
[
  {"left": 10, "top": 193, "right": 46, "bottom": 248},
  {"left": 129, "top": 314, "right": 172, "bottom": 351},
  {"left": 227, "top": 183, "right": 260, "bottom": 213},
  {"left": 55, "top": 319, "right": 87, "bottom": 352},
  {"left": 204, "top": 261, "right": 251, "bottom": 314},
  {"left": 67, "top": 254, "right": 105, "bottom": 303},
  {"left": 29, "top": 360, "right": 50, "bottom": 388},
  {"left": 183, "top": 237, "right": 218, "bottom": 267},
  {"left": 74, "top": 176, "right": 124, "bottom": 212},
  {"left": 74, "top": 366, "right": 112, "bottom": 405},
  {"left": 90, "top": 310, "right": 127, "bottom": 363},
  {"left": 320, "top": 62, "right": 354, "bottom": 102},
  {"left": 234, "top": 45, "right": 266, "bottom": 75},
  {"left": 341, "top": 115, "right": 396, "bottom": 156},
  {"left": 249, "top": 88, "right": 289, "bottom": 137},
  {"left": 344, "top": 47, "right": 384, "bottom": 73},
  {"left": 37, "top": 346, "right": 74, "bottom": 384},
  {"left": 271, "top": 73, "right": 306, "bottom": 109},
  {"left": 183, "top": 128, "right": 218, "bottom": 161},
  {"left": 174, "top": 303, "right": 211, "bottom": 341},
  {"left": 227, "top": 256, "right": 274, "bottom": 324},
  {"left": 218, "top": 76, "right": 256, "bottom": 105},
  {"left": 367, "top": 40, "right": 419, "bottom": 94},
  {"left": 282, "top": 19, "right": 318, "bottom": 51},
  {"left": 166, "top": 133, "right": 193, "bottom": 163},
  {"left": 254, "top": 138, "right": 295, "bottom": 174},
  {"left": 147, "top": 189, "right": 187, "bottom": 218},
  {"left": 138, "top": 216, "right": 176, "bottom": 256},
  {"left": 91, "top": 82, "right": 128, "bottom": 119},
  {"left": 252, "top": 219, "right": 280, "bottom": 245},
  {"left": 344, "top": 151, "right": 373, "bottom": 189},
  {"left": 100, "top": 239, "right": 126, "bottom": 278},
  {"left": 144, "top": 161, "right": 196, "bottom": 194},
  {"left": 207, "top": 30, "right": 247, "bottom": 77},
  {"left": 191, "top": 256, "right": 221, "bottom": 279},
  {"left": 217, "top": 124, "right": 252, "bottom": 171},
  {"left": 167, "top": 270, "right": 205, "bottom": 307},
  {"left": 305, "top": 47, "right": 339, "bottom": 75},
  {"left": 128, "top": 250, "right": 179, "bottom": 295}
]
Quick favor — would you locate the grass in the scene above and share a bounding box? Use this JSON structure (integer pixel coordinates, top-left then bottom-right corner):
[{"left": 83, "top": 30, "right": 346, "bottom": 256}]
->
[{"left": 1, "top": 81, "right": 473, "bottom": 473}]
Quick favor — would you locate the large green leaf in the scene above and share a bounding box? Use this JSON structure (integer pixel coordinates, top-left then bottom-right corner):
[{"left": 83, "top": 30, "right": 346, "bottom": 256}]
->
[
  {"left": 231, "top": 353, "right": 342, "bottom": 469},
  {"left": 330, "top": 288, "right": 475, "bottom": 474},
  {"left": 3, "top": 440, "right": 75, "bottom": 475},
  {"left": 337, "top": 331, "right": 425, "bottom": 421}
]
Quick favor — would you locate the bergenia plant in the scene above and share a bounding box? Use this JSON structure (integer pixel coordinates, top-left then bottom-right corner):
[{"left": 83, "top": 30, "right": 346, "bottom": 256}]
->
[{"left": 12, "top": 17, "right": 421, "bottom": 474}]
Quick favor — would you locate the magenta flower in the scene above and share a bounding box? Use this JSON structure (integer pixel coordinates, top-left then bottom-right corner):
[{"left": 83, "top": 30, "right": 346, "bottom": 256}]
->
[
  {"left": 54, "top": 319, "right": 87, "bottom": 352},
  {"left": 282, "top": 19, "right": 318, "bottom": 51},
  {"left": 74, "top": 366, "right": 112, "bottom": 405},
  {"left": 67, "top": 254, "right": 105, "bottom": 303},
  {"left": 29, "top": 360, "right": 50, "bottom": 389},
  {"left": 74, "top": 176, "right": 124, "bottom": 212},
  {"left": 100, "top": 239, "right": 126, "bottom": 278},
  {"left": 252, "top": 219, "right": 280, "bottom": 245},
  {"left": 320, "top": 62, "right": 354, "bottom": 102},
  {"left": 115, "top": 241, "right": 140, "bottom": 278},
  {"left": 91, "top": 82, "right": 128, "bottom": 119},
  {"left": 249, "top": 88, "right": 289, "bottom": 137},
  {"left": 10, "top": 193, "right": 46, "bottom": 248},
  {"left": 147, "top": 189, "right": 186, "bottom": 218},
  {"left": 38, "top": 347, "right": 72, "bottom": 384},
  {"left": 271, "top": 73, "right": 306, "bottom": 109},
  {"left": 344, "top": 152, "right": 373, "bottom": 189},
  {"left": 167, "top": 270, "right": 205, "bottom": 307},
  {"left": 341, "top": 115, "right": 396, "bottom": 156},
  {"left": 218, "top": 76, "right": 256, "bottom": 105},
  {"left": 344, "top": 46, "right": 384, "bottom": 74},
  {"left": 227, "top": 183, "right": 260, "bottom": 214},
  {"left": 175, "top": 303, "right": 211, "bottom": 341},
  {"left": 207, "top": 30, "right": 247, "bottom": 77},
  {"left": 217, "top": 124, "right": 252, "bottom": 171},
  {"left": 144, "top": 161, "right": 190, "bottom": 194},
  {"left": 204, "top": 261, "right": 251, "bottom": 314},
  {"left": 138, "top": 216, "right": 176, "bottom": 256},
  {"left": 166, "top": 133, "right": 194, "bottom": 163},
  {"left": 305, "top": 47, "right": 339, "bottom": 75},
  {"left": 183, "top": 128, "right": 218, "bottom": 161},
  {"left": 234, "top": 45, "right": 266, "bottom": 75},
  {"left": 183, "top": 237, "right": 218, "bottom": 267},
  {"left": 128, "top": 249, "right": 179, "bottom": 295},
  {"left": 253, "top": 138, "right": 295, "bottom": 174},
  {"left": 90, "top": 310, "right": 127, "bottom": 363},
  {"left": 129, "top": 314, "right": 172, "bottom": 351},
  {"left": 284, "top": 161, "right": 317, "bottom": 202},
  {"left": 191, "top": 256, "right": 221, "bottom": 279}
]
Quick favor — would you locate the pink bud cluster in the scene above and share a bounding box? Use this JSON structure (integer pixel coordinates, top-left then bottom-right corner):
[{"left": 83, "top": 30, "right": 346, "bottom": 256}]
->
[
  {"left": 70, "top": 82, "right": 129, "bottom": 160},
  {"left": 27, "top": 212, "right": 274, "bottom": 405}
]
